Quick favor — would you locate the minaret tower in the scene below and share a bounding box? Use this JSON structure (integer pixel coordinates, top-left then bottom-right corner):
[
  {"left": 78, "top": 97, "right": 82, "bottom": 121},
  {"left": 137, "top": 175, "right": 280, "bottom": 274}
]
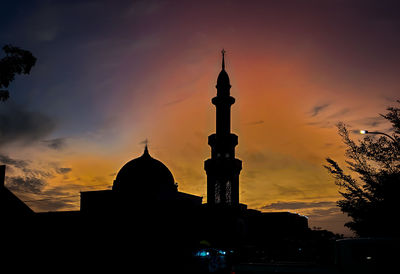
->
[{"left": 204, "top": 50, "right": 242, "bottom": 206}]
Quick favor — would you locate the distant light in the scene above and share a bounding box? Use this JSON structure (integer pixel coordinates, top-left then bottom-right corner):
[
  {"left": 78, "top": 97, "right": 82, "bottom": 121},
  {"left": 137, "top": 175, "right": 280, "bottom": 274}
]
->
[
  {"left": 218, "top": 250, "right": 226, "bottom": 255},
  {"left": 195, "top": 250, "right": 210, "bottom": 257},
  {"left": 360, "top": 130, "right": 368, "bottom": 134},
  {"left": 366, "top": 256, "right": 372, "bottom": 260}
]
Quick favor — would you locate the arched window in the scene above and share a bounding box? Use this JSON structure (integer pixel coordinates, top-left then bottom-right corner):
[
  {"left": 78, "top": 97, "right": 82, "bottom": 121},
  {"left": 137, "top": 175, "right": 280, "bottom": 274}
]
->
[
  {"left": 225, "top": 180, "right": 231, "bottom": 205},
  {"left": 215, "top": 180, "right": 221, "bottom": 204}
]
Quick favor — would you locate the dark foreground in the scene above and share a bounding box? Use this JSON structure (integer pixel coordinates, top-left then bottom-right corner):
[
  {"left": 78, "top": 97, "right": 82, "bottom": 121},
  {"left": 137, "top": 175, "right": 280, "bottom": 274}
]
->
[
  {"left": 4, "top": 237, "right": 397, "bottom": 274},
  {"left": 2, "top": 214, "right": 398, "bottom": 273}
]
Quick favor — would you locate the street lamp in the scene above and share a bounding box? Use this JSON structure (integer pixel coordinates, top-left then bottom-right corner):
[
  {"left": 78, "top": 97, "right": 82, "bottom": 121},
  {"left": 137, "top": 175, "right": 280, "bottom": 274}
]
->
[{"left": 359, "top": 130, "right": 397, "bottom": 143}]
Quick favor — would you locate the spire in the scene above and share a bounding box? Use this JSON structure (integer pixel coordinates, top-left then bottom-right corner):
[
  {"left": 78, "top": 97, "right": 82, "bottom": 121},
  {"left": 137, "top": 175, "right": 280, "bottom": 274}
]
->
[
  {"left": 217, "top": 49, "right": 230, "bottom": 88},
  {"left": 221, "top": 49, "right": 226, "bottom": 70},
  {"left": 142, "top": 139, "right": 150, "bottom": 157}
]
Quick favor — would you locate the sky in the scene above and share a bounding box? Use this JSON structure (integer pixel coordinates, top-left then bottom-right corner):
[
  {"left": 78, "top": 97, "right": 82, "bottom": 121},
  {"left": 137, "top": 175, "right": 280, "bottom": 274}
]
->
[{"left": 1, "top": 0, "right": 400, "bottom": 236}]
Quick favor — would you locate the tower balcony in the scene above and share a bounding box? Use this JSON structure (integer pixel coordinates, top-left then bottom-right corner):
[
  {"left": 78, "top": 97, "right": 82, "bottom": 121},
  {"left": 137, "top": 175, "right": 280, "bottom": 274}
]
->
[
  {"left": 208, "top": 133, "right": 238, "bottom": 148},
  {"left": 212, "top": 95, "right": 235, "bottom": 106},
  {"left": 204, "top": 158, "right": 242, "bottom": 174}
]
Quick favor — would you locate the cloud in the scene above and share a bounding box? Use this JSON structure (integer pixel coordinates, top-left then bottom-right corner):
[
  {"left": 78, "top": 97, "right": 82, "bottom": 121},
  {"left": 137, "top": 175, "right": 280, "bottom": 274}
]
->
[
  {"left": 6, "top": 176, "right": 46, "bottom": 194},
  {"left": 162, "top": 98, "right": 187, "bottom": 107},
  {"left": 0, "top": 103, "right": 55, "bottom": 147},
  {"left": 310, "top": 103, "right": 330, "bottom": 117},
  {"left": 28, "top": 199, "right": 74, "bottom": 212},
  {"left": 42, "top": 138, "right": 67, "bottom": 150},
  {"left": 308, "top": 207, "right": 340, "bottom": 218},
  {"left": 306, "top": 121, "right": 334, "bottom": 128},
  {"left": 24, "top": 185, "right": 79, "bottom": 212},
  {"left": 0, "top": 153, "right": 54, "bottom": 178},
  {"left": 306, "top": 107, "right": 351, "bottom": 129},
  {"left": 326, "top": 108, "right": 351, "bottom": 119},
  {"left": 261, "top": 201, "right": 336, "bottom": 210},
  {"left": 55, "top": 167, "right": 72, "bottom": 174},
  {"left": 0, "top": 154, "right": 72, "bottom": 197},
  {"left": 244, "top": 120, "right": 264, "bottom": 126},
  {"left": 260, "top": 200, "right": 352, "bottom": 235},
  {"left": 354, "top": 116, "right": 387, "bottom": 128},
  {"left": 0, "top": 153, "right": 29, "bottom": 169}
]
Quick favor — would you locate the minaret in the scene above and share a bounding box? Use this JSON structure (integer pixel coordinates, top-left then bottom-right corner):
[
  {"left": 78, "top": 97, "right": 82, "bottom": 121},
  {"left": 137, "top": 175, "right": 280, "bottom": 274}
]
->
[{"left": 204, "top": 50, "right": 242, "bottom": 206}]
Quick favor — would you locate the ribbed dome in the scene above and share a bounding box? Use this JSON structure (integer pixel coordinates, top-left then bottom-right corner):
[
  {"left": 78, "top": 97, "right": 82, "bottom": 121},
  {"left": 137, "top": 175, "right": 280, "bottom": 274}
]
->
[{"left": 112, "top": 146, "right": 176, "bottom": 194}]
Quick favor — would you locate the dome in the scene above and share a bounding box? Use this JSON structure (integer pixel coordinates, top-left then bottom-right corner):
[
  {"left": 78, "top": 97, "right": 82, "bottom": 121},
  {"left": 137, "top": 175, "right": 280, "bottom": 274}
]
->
[
  {"left": 217, "top": 69, "right": 230, "bottom": 87},
  {"left": 112, "top": 146, "right": 176, "bottom": 194}
]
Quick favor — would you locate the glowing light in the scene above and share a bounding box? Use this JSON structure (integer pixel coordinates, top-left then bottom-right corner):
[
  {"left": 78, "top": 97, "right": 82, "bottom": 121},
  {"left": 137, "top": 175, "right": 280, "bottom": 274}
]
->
[
  {"left": 195, "top": 250, "right": 210, "bottom": 257},
  {"left": 360, "top": 130, "right": 368, "bottom": 134},
  {"left": 218, "top": 250, "right": 226, "bottom": 255}
]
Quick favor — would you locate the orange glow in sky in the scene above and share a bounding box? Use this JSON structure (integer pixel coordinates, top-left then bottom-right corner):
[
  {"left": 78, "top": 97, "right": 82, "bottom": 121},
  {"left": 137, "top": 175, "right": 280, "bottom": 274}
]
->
[{"left": 3, "top": 1, "right": 400, "bottom": 237}]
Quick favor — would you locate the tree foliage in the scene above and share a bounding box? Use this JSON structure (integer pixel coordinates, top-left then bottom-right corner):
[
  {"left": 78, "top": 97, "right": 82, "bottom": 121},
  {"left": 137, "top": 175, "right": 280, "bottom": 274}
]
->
[
  {"left": 0, "top": 44, "right": 36, "bottom": 101},
  {"left": 325, "top": 101, "right": 400, "bottom": 237}
]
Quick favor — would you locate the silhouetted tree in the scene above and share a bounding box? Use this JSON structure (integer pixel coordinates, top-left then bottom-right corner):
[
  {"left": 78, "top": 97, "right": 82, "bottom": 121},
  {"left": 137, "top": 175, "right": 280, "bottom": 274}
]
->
[
  {"left": 0, "top": 44, "right": 36, "bottom": 101},
  {"left": 325, "top": 101, "right": 400, "bottom": 237}
]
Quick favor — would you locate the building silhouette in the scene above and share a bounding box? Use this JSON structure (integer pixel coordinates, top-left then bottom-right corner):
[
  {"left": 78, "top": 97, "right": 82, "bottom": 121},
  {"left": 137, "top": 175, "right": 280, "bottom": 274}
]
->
[
  {"left": 205, "top": 49, "right": 242, "bottom": 207},
  {"left": 0, "top": 50, "right": 313, "bottom": 271},
  {"left": 0, "top": 165, "right": 34, "bottom": 218},
  {"left": 81, "top": 144, "right": 202, "bottom": 215}
]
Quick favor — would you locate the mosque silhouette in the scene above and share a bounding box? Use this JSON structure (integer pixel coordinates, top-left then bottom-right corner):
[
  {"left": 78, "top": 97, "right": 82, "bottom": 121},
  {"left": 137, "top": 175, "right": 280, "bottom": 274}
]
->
[{"left": 1, "top": 51, "right": 310, "bottom": 271}]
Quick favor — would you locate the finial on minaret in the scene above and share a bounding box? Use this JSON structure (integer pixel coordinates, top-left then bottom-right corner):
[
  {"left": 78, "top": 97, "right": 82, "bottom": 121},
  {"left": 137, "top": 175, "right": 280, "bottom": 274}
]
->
[{"left": 221, "top": 49, "right": 226, "bottom": 70}]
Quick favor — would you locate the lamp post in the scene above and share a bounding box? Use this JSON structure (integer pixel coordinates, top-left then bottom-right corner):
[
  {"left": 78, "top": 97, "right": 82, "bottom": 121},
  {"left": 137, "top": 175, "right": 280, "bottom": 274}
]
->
[{"left": 360, "top": 130, "right": 397, "bottom": 143}]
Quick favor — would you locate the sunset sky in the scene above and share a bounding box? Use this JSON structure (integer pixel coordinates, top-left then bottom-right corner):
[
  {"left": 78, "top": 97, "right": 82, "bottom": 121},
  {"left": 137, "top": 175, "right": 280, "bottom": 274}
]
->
[{"left": 1, "top": 0, "right": 400, "bottom": 236}]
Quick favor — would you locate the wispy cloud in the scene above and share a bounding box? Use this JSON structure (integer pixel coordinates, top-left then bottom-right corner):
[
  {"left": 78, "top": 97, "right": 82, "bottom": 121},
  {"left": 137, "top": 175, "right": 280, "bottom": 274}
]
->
[
  {"left": 244, "top": 120, "right": 264, "bottom": 126},
  {"left": 0, "top": 154, "right": 29, "bottom": 169},
  {"left": 354, "top": 116, "right": 387, "bottom": 128},
  {"left": 326, "top": 108, "right": 351, "bottom": 119},
  {"left": 0, "top": 103, "right": 55, "bottom": 147},
  {"left": 162, "top": 97, "right": 187, "bottom": 107},
  {"left": 261, "top": 201, "right": 336, "bottom": 210},
  {"left": 55, "top": 167, "right": 72, "bottom": 174},
  {"left": 42, "top": 138, "right": 67, "bottom": 150},
  {"left": 310, "top": 103, "right": 330, "bottom": 117},
  {"left": 6, "top": 176, "right": 46, "bottom": 194}
]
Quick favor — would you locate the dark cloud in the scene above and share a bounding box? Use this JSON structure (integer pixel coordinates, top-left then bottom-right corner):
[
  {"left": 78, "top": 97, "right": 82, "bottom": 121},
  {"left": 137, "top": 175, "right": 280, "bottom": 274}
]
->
[
  {"left": 310, "top": 104, "right": 330, "bottom": 117},
  {"left": 55, "top": 167, "right": 72, "bottom": 174},
  {"left": 0, "top": 154, "right": 65, "bottom": 194},
  {"left": 28, "top": 184, "right": 82, "bottom": 212},
  {"left": 27, "top": 199, "right": 73, "bottom": 212},
  {"left": 354, "top": 116, "right": 387, "bottom": 128},
  {"left": 0, "top": 103, "right": 55, "bottom": 147},
  {"left": 22, "top": 167, "right": 53, "bottom": 178},
  {"left": 42, "top": 138, "right": 67, "bottom": 150},
  {"left": 0, "top": 154, "right": 53, "bottom": 178},
  {"left": 0, "top": 153, "right": 29, "bottom": 169},
  {"left": 261, "top": 201, "right": 336, "bottom": 210},
  {"left": 6, "top": 176, "right": 46, "bottom": 194},
  {"left": 308, "top": 207, "right": 340, "bottom": 218}
]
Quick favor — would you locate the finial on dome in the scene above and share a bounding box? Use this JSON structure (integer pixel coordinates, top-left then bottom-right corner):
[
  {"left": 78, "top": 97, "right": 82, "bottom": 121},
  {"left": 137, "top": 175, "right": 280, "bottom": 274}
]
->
[
  {"left": 221, "top": 49, "right": 226, "bottom": 70},
  {"left": 142, "top": 139, "right": 150, "bottom": 157}
]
